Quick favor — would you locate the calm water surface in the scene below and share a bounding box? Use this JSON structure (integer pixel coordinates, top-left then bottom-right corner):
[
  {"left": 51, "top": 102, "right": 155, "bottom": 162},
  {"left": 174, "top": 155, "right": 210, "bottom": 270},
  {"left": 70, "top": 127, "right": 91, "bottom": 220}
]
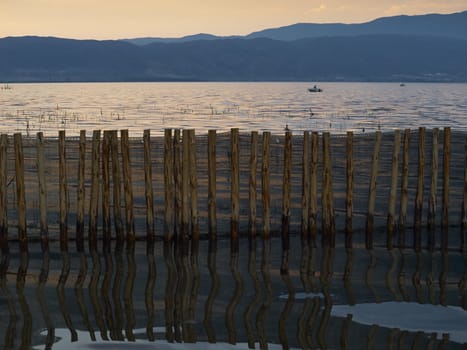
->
[
  {"left": 0, "top": 238, "right": 465, "bottom": 349},
  {"left": 1, "top": 82, "right": 466, "bottom": 349},
  {"left": 1, "top": 82, "right": 467, "bottom": 136}
]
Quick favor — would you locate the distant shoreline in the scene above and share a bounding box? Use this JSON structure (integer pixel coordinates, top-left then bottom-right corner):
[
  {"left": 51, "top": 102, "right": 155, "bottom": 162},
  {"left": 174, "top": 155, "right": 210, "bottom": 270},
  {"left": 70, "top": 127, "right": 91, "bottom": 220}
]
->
[{"left": 3, "top": 79, "right": 467, "bottom": 84}]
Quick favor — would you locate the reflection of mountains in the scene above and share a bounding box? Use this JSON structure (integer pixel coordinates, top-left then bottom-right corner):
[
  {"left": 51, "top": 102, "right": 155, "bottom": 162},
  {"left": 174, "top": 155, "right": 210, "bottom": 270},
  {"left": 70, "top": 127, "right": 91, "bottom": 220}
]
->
[{"left": 0, "top": 237, "right": 465, "bottom": 348}]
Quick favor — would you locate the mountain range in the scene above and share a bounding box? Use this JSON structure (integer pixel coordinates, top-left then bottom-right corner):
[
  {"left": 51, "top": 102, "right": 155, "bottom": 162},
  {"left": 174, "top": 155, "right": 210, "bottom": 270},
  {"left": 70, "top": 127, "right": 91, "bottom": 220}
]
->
[
  {"left": 124, "top": 11, "right": 467, "bottom": 44},
  {"left": 1, "top": 11, "right": 467, "bottom": 82}
]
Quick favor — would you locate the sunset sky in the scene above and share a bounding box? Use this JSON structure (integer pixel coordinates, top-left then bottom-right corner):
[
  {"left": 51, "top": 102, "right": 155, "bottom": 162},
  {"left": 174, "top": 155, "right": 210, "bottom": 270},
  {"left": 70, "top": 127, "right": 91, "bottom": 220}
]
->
[{"left": 1, "top": 0, "right": 466, "bottom": 40}]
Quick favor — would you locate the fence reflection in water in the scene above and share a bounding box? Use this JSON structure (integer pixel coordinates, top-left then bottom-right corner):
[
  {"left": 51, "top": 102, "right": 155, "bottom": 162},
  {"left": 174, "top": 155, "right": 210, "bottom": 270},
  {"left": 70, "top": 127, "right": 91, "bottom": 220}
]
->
[{"left": 0, "top": 235, "right": 466, "bottom": 349}]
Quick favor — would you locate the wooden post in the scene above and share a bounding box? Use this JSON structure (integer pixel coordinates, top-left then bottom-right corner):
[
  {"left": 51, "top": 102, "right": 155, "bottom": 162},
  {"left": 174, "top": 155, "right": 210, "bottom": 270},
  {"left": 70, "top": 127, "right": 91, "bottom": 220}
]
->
[
  {"left": 428, "top": 128, "right": 439, "bottom": 231},
  {"left": 14, "top": 133, "right": 27, "bottom": 251},
  {"left": 0, "top": 134, "right": 8, "bottom": 253},
  {"left": 442, "top": 127, "right": 451, "bottom": 228},
  {"left": 189, "top": 129, "right": 199, "bottom": 241},
  {"left": 173, "top": 129, "right": 182, "bottom": 239},
  {"left": 76, "top": 130, "right": 86, "bottom": 252},
  {"left": 164, "top": 129, "right": 174, "bottom": 242},
  {"left": 102, "top": 130, "right": 111, "bottom": 244},
  {"left": 387, "top": 130, "right": 401, "bottom": 248},
  {"left": 414, "top": 127, "right": 425, "bottom": 251},
  {"left": 88, "top": 130, "right": 100, "bottom": 247},
  {"left": 459, "top": 138, "right": 467, "bottom": 253},
  {"left": 208, "top": 130, "right": 217, "bottom": 239},
  {"left": 262, "top": 131, "right": 271, "bottom": 238},
  {"left": 144, "top": 129, "right": 155, "bottom": 240},
  {"left": 301, "top": 131, "right": 310, "bottom": 238},
  {"left": 37, "top": 132, "right": 48, "bottom": 247},
  {"left": 182, "top": 129, "right": 190, "bottom": 241},
  {"left": 282, "top": 131, "right": 292, "bottom": 244},
  {"left": 345, "top": 131, "right": 354, "bottom": 246},
  {"left": 322, "top": 132, "right": 335, "bottom": 246},
  {"left": 399, "top": 129, "right": 411, "bottom": 231},
  {"left": 248, "top": 131, "right": 258, "bottom": 238},
  {"left": 365, "top": 131, "right": 382, "bottom": 249},
  {"left": 111, "top": 130, "right": 124, "bottom": 242},
  {"left": 414, "top": 127, "right": 426, "bottom": 232},
  {"left": 231, "top": 128, "right": 240, "bottom": 240},
  {"left": 58, "top": 130, "right": 68, "bottom": 248},
  {"left": 463, "top": 137, "right": 467, "bottom": 229},
  {"left": 310, "top": 132, "right": 319, "bottom": 242},
  {"left": 121, "top": 129, "right": 135, "bottom": 242}
]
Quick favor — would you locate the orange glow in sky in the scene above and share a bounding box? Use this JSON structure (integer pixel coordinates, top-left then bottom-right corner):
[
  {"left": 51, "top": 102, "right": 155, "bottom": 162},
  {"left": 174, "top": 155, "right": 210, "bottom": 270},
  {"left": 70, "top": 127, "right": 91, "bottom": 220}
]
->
[{"left": 1, "top": 0, "right": 466, "bottom": 39}]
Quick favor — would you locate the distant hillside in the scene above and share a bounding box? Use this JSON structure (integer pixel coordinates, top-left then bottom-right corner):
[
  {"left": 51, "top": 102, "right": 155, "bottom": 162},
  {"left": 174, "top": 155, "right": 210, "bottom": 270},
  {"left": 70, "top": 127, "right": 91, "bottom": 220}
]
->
[
  {"left": 247, "top": 11, "right": 467, "bottom": 41},
  {"left": 1, "top": 34, "right": 466, "bottom": 82},
  {"left": 122, "top": 11, "right": 467, "bottom": 45},
  {"left": 140, "top": 35, "right": 467, "bottom": 81},
  {"left": 123, "top": 33, "right": 239, "bottom": 46},
  {"left": 0, "top": 36, "right": 148, "bottom": 81}
]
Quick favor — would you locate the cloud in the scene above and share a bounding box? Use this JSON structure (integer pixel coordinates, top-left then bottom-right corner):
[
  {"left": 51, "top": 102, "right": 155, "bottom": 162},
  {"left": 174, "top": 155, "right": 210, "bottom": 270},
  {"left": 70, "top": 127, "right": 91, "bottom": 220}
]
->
[{"left": 303, "top": 3, "right": 327, "bottom": 14}]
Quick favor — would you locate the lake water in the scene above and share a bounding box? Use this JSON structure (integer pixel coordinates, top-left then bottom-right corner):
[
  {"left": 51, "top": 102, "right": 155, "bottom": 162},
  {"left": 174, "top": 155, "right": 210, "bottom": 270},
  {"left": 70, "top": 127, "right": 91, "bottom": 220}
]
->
[
  {"left": 1, "top": 82, "right": 467, "bottom": 136},
  {"left": 1, "top": 238, "right": 466, "bottom": 349},
  {"left": 1, "top": 82, "right": 467, "bottom": 349}
]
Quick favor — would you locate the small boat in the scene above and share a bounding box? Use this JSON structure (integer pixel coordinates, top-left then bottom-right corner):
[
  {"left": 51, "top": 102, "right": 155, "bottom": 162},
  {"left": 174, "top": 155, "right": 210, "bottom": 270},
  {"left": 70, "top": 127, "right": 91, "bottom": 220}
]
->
[
  {"left": 400, "top": 83, "right": 405, "bottom": 87},
  {"left": 308, "top": 85, "right": 322, "bottom": 92}
]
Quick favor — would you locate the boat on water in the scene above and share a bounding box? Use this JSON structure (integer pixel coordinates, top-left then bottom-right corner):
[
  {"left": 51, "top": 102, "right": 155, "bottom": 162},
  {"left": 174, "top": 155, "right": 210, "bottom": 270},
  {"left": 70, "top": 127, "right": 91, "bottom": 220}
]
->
[{"left": 308, "top": 85, "right": 322, "bottom": 92}]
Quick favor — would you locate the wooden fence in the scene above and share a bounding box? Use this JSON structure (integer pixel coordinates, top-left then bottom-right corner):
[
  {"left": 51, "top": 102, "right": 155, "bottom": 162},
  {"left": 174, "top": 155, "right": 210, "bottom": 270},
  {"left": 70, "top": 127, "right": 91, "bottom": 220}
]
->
[{"left": 0, "top": 127, "right": 466, "bottom": 252}]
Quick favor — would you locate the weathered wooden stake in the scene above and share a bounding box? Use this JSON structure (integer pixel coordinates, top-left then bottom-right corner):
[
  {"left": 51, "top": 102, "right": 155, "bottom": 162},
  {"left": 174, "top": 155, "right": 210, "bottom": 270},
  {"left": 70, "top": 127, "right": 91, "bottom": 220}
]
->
[
  {"left": 58, "top": 130, "right": 68, "bottom": 249},
  {"left": 37, "top": 132, "right": 48, "bottom": 247},
  {"left": 414, "top": 128, "right": 426, "bottom": 251},
  {"left": 310, "top": 132, "right": 319, "bottom": 243},
  {"left": 76, "top": 130, "right": 86, "bottom": 251},
  {"left": 459, "top": 138, "right": 467, "bottom": 253},
  {"left": 173, "top": 129, "right": 182, "bottom": 239},
  {"left": 121, "top": 129, "right": 135, "bottom": 242},
  {"left": 0, "top": 134, "right": 8, "bottom": 253},
  {"left": 102, "top": 130, "right": 111, "bottom": 244},
  {"left": 189, "top": 129, "right": 199, "bottom": 241},
  {"left": 387, "top": 129, "right": 401, "bottom": 248},
  {"left": 111, "top": 130, "right": 124, "bottom": 242},
  {"left": 463, "top": 137, "right": 467, "bottom": 229},
  {"left": 301, "top": 131, "right": 310, "bottom": 238},
  {"left": 144, "top": 129, "right": 155, "bottom": 240},
  {"left": 365, "top": 130, "right": 381, "bottom": 249},
  {"left": 414, "top": 127, "right": 426, "bottom": 233},
  {"left": 399, "top": 129, "right": 411, "bottom": 231},
  {"left": 182, "top": 129, "right": 190, "bottom": 241},
  {"left": 262, "top": 131, "right": 271, "bottom": 238},
  {"left": 14, "top": 133, "right": 27, "bottom": 251},
  {"left": 88, "top": 130, "right": 100, "bottom": 246},
  {"left": 282, "top": 131, "right": 292, "bottom": 245},
  {"left": 208, "top": 130, "right": 217, "bottom": 239},
  {"left": 231, "top": 128, "right": 240, "bottom": 240},
  {"left": 164, "top": 129, "right": 174, "bottom": 242},
  {"left": 322, "top": 132, "right": 335, "bottom": 246},
  {"left": 345, "top": 131, "right": 354, "bottom": 246},
  {"left": 428, "top": 128, "right": 439, "bottom": 231},
  {"left": 248, "top": 132, "right": 258, "bottom": 238},
  {"left": 442, "top": 127, "right": 451, "bottom": 228}
]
